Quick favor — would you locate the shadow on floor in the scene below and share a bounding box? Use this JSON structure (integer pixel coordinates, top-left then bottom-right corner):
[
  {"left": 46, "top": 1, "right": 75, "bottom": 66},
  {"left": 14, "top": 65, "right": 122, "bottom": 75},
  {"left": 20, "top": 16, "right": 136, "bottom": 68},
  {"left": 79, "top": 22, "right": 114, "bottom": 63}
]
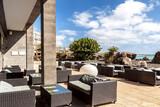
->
[
  {"left": 118, "top": 79, "right": 154, "bottom": 87},
  {"left": 36, "top": 95, "right": 89, "bottom": 107}
]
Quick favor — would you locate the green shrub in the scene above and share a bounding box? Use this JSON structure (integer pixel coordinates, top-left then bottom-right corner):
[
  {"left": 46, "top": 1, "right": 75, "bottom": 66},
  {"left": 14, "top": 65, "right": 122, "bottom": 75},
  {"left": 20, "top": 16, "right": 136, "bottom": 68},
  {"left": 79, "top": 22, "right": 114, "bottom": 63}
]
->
[{"left": 69, "top": 38, "right": 101, "bottom": 60}]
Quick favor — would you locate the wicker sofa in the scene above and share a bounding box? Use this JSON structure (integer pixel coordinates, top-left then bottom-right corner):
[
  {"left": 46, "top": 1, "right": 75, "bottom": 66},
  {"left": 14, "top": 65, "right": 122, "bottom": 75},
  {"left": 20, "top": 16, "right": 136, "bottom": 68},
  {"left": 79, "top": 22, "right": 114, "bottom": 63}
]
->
[
  {"left": 139, "top": 70, "right": 160, "bottom": 86},
  {"left": 125, "top": 68, "right": 140, "bottom": 82},
  {"left": 68, "top": 74, "right": 117, "bottom": 106},
  {"left": 125, "top": 68, "right": 160, "bottom": 86},
  {"left": 0, "top": 78, "right": 35, "bottom": 107},
  {"left": 98, "top": 65, "right": 124, "bottom": 77},
  {"left": 2, "top": 66, "right": 24, "bottom": 79}
]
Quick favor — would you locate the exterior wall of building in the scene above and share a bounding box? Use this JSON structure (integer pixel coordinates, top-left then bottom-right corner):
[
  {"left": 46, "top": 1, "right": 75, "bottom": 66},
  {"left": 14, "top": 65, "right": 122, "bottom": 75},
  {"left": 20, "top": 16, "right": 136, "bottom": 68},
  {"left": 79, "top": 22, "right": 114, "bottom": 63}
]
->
[{"left": 3, "top": 33, "right": 26, "bottom": 70}]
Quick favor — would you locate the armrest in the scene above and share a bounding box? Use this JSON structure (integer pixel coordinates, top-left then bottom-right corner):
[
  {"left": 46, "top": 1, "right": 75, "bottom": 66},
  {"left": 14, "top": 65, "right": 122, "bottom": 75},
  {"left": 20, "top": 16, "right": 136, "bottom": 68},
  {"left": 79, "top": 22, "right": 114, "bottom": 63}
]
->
[
  {"left": 139, "top": 71, "right": 156, "bottom": 85},
  {"left": 91, "top": 80, "right": 117, "bottom": 105},
  {"left": 3, "top": 78, "right": 28, "bottom": 86},
  {"left": 68, "top": 74, "right": 83, "bottom": 81},
  {"left": 91, "top": 80, "right": 117, "bottom": 95}
]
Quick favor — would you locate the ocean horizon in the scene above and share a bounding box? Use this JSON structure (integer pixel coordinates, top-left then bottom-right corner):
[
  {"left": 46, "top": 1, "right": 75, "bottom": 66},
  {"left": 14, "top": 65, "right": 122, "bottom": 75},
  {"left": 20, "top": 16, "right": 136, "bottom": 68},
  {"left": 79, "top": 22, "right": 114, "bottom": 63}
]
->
[{"left": 136, "top": 54, "right": 154, "bottom": 60}]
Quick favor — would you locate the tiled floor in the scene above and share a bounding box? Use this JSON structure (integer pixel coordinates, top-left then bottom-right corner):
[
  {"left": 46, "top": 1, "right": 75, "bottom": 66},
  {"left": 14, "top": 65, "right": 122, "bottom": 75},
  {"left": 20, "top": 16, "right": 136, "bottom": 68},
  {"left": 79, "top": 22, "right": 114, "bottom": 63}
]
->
[{"left": 36, "top": 70, "right": 160, "bottom": 107}]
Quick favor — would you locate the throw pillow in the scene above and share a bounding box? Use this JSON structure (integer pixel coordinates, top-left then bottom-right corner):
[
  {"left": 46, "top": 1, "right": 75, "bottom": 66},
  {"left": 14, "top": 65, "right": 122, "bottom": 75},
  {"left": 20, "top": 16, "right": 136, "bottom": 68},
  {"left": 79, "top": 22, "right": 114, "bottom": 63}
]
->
[{"left": 80, "top": 74, "right": 96, "bottom": 85}]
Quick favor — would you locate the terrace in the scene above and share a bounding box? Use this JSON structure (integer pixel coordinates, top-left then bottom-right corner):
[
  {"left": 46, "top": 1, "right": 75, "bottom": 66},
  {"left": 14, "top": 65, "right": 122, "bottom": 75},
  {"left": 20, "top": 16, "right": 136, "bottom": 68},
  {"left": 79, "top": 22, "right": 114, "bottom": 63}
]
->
[{"left": 0, "top": 0, "right": 160, "bottom": 107}]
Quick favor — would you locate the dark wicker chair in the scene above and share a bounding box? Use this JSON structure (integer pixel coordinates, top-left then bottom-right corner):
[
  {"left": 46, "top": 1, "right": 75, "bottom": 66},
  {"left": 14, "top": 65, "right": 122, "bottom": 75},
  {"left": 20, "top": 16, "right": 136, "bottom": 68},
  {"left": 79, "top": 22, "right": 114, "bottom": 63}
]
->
[
  {"left": 2, "top": 66, "right": 23, "bottom": 79},
  {"left": 57, "top": 69, "right": 72, "bottom": 83},
  {"left": 24, "top": 69, "right": 36, "bottom": 76},
  {"left": 64, "top": 62, "right": 72, "bottom": 68},
  {"left": 68, "top": 75, "right": 117, "bottom": 107},
  {"left": 98, "top": 65, "right": 118, "bottom": 77},
  {"left": 0, "top": 78, "right": 35, "bottom": 107},
  {"left": 125, "top": 68, "right": 140, "bottom": 82},
  {"left": 139, "top": 70, "right": 160, "bottom": 86}
]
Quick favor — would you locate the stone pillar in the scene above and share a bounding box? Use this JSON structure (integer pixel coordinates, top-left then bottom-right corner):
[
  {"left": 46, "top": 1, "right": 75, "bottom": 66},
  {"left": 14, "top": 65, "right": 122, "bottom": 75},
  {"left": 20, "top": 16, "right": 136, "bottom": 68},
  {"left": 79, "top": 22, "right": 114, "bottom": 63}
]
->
[
  {"left": 26, "top": 26, "right": 34, "bottom": 70},
  {"left": 41, "top": 0, "right": 56, "bottom": 85}
]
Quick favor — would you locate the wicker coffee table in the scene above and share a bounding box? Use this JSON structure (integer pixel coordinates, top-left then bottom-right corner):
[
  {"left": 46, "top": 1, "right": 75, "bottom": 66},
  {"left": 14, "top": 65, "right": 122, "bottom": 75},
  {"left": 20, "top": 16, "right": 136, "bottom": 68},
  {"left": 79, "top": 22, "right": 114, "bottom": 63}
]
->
[{"left": 41, "top": 85, "right": 72, "bottom": 107}]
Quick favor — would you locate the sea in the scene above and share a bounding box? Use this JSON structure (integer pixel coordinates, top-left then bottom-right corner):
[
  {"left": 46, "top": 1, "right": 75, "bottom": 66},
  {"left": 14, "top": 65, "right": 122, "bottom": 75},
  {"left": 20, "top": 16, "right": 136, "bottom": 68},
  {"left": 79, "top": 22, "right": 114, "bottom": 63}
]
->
[{"left": 136, "top": 54, "right": 154, "bottom": 60}]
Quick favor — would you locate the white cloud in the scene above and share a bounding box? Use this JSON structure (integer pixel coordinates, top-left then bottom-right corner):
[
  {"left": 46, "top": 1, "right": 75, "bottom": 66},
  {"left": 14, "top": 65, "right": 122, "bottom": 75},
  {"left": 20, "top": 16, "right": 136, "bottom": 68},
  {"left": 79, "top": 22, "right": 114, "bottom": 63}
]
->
[
  {"left": 56, "top": 35, "right": 65, "bottom": 47},
  {"left": 59, "top": 30, "right": 77, "bottom": 36},
  {"left": 72, "top": 0, "right": 160, "bottom": 51},
  {"left": 72, "top": 12, "right": 99, "bottom": 29}
]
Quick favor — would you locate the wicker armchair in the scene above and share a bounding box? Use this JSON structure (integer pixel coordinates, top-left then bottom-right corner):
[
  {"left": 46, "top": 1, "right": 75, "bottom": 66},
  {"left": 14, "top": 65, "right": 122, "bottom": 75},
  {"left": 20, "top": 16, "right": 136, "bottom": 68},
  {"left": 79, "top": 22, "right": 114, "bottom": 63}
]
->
[
  {"left": 139, "top": 70, "right": 160, "bottom": 86},
  {"left": 98, "top": 65, "right": 118, "bottom": 77},
  {"left": 24, "top": 69, "right": 36, "bottom": 76},
  {"left": 68, "top": 75, "right": 117, "bottom": 106},
  {"left": 57, "top": 69, "right": 72, "bottom": 83},
  {"left": 125, "top": 68, "right": 140, "bottom": 82},
  {"left": 0, "top": 78, "right": 35, "bottom": 107}
]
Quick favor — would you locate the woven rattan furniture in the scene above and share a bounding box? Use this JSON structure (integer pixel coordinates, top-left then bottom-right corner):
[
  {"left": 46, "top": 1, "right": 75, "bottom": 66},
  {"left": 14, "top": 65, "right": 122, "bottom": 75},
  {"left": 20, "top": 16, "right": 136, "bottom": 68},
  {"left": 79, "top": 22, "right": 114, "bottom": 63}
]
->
[
  {"left": 28, "top": 73, "right": 41, "bottom": 85},
  {"left": 0, "top": 79, "right": 35, "bottom": 107},
  {"left": 0, "top": 72, "right": 6, "bottom": 81},
  {"left": 68, "top": 74, "right": 117, "bottom": 107},
  {"left": 24, "top": 69, "right": 36, "bottom": 76},
  {"left": 98, "top": 65, "right": 119, "bottom": 77},
  {"left": 41, "top": 85, "right": 72, "bottom": 107},
  {"left": 57, "top": 69, "right": 71, "bottom": 83},
  {"left": 3, "top": 78, "right": 28, "bottom": 86},
  {"left": 139, "top": 70, "right": 160, "bottom": 86},
  {"left": 64, "top": 62, "right": 72, "bottom": 68},
  {"left": 125, "top": 68, "right": 140, "bottom": 82}
]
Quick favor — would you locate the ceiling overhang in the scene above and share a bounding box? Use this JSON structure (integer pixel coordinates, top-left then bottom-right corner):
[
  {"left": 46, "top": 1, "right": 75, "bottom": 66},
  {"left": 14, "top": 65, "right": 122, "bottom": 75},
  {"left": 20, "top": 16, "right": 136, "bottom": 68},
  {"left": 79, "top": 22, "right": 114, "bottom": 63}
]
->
[
  {"left": 0, "top": 0, "right": 47, "bottom": 34},
  {"left": 3, "top": 0, "right": 37, "bottom": 31}
]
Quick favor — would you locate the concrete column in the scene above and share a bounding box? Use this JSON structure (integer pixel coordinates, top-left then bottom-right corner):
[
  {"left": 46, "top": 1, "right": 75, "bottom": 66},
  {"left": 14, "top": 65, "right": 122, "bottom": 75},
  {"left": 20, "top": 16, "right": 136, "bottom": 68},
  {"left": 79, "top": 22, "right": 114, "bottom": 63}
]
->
[
  {"left": 41, "top": 0, "right": 56, "bottom": 85},
  {"left": 26, "top": 26, "right": 34, "bottom": 70}
]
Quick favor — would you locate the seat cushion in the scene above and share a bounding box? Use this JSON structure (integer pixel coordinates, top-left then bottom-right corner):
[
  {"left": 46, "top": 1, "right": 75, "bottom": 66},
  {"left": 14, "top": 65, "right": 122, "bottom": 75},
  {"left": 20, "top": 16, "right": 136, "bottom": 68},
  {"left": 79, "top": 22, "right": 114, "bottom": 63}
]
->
[
  {"left": 114, "top": 70, "right": 123, "bottom": 72},
  {"left": 0, "top": 81, "right": 13, "bottom": 93},
  {"left": 13, "top": 86, "right": 30, "bottom": 91},
  {"left": 69, "top": 80, "right": 91, "bottom": 94}
]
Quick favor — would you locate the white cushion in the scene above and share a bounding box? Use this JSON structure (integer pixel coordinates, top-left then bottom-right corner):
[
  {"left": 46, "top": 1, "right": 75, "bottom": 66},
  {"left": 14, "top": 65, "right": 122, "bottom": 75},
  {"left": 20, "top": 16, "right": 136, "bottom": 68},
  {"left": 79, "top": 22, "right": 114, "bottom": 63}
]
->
[
  {"left": 0, "top": 81, "right": 13, "bottom": 93},
  {"left": 0, "top": 81, "right": 30, "bottom": 93},
  {"left": 13, "top": 86, "right": 30, "bottom": 91},
  {"left": 156, "top": 76, "right": 160, "bottom": 80},
  {"left": 143, "top": 69, "right": 153, "bottom": 72},
  {"left": 107, "top": 65, "right": 115, "bottom": 68},
  {"left": 4, "top": 69, "right": 12, "bottom": 73},
  {"left": 30, "top": 73, "right": 41, "bottom": 77}
]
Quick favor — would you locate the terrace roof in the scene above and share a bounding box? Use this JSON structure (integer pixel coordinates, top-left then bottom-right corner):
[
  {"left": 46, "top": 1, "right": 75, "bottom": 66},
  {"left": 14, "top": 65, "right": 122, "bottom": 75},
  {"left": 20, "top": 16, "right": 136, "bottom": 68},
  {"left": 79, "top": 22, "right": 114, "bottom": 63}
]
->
[{"left": 0, "top": 0, "right": 46, "bottom": 35}]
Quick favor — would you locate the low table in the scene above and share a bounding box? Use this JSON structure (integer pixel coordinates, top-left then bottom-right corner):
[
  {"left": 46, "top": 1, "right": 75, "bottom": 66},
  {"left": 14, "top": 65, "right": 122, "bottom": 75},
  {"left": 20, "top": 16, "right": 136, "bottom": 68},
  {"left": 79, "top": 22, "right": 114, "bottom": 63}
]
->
[
  {"left": 28, "top": 73, "right": 41, "bottom": 85},
  {"left": 41, "top": 85, "right": 72, "bottom": 107}
]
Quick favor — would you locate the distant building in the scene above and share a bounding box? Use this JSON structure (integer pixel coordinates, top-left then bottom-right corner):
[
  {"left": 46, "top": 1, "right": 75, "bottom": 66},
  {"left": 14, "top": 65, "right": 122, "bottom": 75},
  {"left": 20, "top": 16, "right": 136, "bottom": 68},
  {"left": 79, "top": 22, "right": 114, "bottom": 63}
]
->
[
  {"left": 33, "top": 31, "right": 41, "bottom": 61},
  {"left": 33, "top": 31, "right": 41, "bottom": 48}
]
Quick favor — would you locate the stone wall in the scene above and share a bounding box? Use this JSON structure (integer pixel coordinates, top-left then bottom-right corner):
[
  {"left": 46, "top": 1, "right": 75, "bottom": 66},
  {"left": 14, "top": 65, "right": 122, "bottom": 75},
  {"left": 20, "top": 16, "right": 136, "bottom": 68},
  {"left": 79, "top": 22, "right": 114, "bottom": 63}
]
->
[{"left": 3, "top": 32, "right": 26, "bottom": 70}]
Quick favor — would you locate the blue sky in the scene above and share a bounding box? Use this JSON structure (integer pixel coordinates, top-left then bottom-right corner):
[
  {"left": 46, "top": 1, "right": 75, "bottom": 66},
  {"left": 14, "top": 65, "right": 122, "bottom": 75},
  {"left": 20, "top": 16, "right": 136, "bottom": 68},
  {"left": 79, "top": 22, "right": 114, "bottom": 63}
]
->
[{"left": 34, "top": 0, "right": 160, "bottom": 54}]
